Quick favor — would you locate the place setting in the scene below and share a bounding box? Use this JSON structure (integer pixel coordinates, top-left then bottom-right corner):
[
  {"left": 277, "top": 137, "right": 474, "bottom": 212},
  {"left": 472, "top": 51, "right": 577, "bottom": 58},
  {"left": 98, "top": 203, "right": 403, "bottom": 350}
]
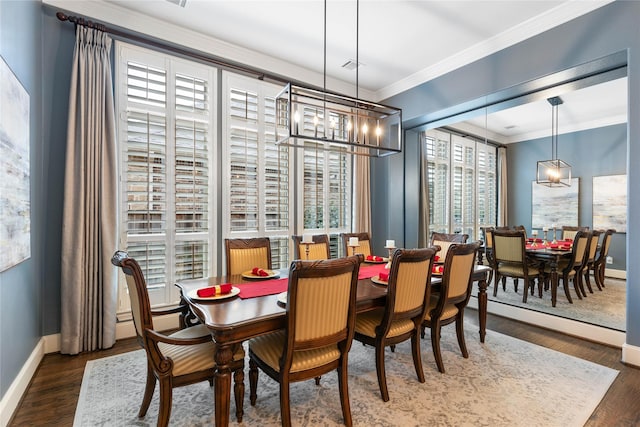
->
[
  {"left": 241, "top": 267, "right": 280, "bottom": 280},
  {"left": 187, "top": 283, "right": 240, "bottom": 301}
]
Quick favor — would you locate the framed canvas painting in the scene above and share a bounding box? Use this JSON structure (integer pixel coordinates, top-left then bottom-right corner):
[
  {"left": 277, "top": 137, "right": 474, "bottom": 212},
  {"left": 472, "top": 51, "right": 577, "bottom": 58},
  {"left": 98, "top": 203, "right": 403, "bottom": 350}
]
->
[
  {"left": 531, "top": 178, "right": 579, "bottom": 229},
  {"left": 593, "top": 174, "right": 626, "bottom": 233},
  {"left": 0, "top": 56, "right": 30, "bottom": 272}
]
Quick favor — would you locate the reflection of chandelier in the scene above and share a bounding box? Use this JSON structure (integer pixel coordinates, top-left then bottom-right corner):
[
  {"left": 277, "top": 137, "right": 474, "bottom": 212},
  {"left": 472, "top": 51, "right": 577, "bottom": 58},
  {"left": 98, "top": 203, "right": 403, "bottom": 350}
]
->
[
  {"left": 536, "top": 96, "right": 572, "bottom": 187},
  {"left": 275, "top": 0, "right": 402, "bottom": 157}
]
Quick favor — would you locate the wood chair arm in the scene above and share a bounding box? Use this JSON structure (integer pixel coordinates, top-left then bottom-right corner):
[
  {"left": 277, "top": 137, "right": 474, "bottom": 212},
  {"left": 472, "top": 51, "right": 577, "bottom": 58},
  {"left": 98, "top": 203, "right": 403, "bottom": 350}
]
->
[
  {"left": 145, "top": 328, "right": 212, "bottom": 346},
  {"left": 150, "top": 304, "right": 187, "bottom": 317}
]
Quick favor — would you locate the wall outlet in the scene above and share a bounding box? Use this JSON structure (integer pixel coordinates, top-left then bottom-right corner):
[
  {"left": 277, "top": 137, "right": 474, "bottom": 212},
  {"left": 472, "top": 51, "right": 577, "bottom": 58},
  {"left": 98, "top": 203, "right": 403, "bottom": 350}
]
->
[{"left": 606, "top": 256, "right": 613, "bottom": 264}]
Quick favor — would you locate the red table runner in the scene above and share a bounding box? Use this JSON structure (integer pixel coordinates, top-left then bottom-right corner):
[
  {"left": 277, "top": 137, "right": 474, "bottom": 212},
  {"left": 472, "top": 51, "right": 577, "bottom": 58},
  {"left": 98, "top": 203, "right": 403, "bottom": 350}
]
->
[
  {"left": 358, "top": 263, "right": 389, "bottom": 280},
  {"left": 236, "top": 277, "right": 289, "bottom": 299}
]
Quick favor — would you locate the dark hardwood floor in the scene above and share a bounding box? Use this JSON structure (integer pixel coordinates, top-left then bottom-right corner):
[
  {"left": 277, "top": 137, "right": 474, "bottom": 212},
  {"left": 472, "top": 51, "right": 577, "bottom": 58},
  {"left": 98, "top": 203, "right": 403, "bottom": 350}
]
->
[{"left": 8, "top": 312, "right": 640, "bottom": 426}]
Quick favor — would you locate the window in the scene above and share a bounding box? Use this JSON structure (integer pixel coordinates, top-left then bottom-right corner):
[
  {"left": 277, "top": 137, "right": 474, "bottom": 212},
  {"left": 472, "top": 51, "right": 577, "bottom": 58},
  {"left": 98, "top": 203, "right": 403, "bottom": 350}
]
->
[
  {"left": 424, "top": 129, "right": 497, "bottom": 240},
  {"left": 116, "top": 43, "right": 217, "bottom": 310}
]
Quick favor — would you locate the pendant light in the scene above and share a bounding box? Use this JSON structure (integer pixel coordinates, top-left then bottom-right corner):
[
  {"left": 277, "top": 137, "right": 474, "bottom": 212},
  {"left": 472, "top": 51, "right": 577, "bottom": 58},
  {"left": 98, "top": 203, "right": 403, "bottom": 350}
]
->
[{"left": 536, "top": 96, "right": 572, "bottom": 187}]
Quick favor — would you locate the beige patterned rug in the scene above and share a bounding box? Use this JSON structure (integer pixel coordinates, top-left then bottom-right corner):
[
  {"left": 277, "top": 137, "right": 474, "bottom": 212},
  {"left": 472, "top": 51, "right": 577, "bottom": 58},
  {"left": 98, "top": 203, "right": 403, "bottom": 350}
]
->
[{"left": 74, "top": 325, "right": 617, "bottom": 427}]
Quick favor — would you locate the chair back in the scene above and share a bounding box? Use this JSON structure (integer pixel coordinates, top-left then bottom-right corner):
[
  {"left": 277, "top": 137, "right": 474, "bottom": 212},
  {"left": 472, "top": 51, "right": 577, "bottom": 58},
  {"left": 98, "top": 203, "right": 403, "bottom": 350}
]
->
[
  {"left": 595, "top": 229, "right": 615, "bottom": 264},
  {"left": 586, "top": 230, "right": 602, "bottom": 263},
  {"left": 341, "top": 232, "right": 372, "bottom": 257},
  {"left": 282, "top": 255, "right": 362, "bottom": 368},
  {"left": 292, "top": 234, "right": 330, "bottom": 260},
  {"left": 379, "top": 248, "right": 437, "bottom": 333},
  {"left": 431, "top": 242, "right": 480, "bottom": 314},
  {"left": 481, "top": 227, "right": 494, "bottom": 249},
  {"left": 562, "top": 226, "right": 588, "bottom": 241},
  {"left": 225, "top": 237, "right": 272, "bottom": 275},
  {"left": 565, "top": 230, "right": 590, "bottom": 271},
  {"left": 492, "top": 229, "right": 526, "bottom": 264},
  {"left": 430, "top": 232, "right": 469, "bottom": 260},
  {"left": 513, "top": 225, "right": 527, "bottom": 239},
  {"left": 111, "top": 251, "right": 153, "bottom": 348}
]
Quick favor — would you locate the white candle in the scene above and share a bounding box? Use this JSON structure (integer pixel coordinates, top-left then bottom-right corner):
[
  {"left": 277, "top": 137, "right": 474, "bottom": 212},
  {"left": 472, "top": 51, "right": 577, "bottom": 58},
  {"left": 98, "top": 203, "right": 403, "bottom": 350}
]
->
[
  {"left": 532, "top": 230, "right": 538, "bottom": 236},
  {"left": 348, "top": 237, "right": 359, "bottom": 246},
  {"left": 302, "top": 234, "right": 313, "bottom": 244},
  {"left": 552, "top": 223, "right": 557, "bottom": 229},
  {"left": 543, "top": 227, "right": 548, "bottom": 232},
  {"left": 386, "top": 239, "right": 395, "bottom": 248}
]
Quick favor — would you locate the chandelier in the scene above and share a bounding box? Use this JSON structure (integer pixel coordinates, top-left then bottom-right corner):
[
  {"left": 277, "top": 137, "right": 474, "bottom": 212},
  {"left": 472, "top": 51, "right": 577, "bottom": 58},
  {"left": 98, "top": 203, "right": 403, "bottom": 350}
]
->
[
  {"left": 275, "top": 0, "right": 402, "bottom": 157},
  {"left": 536, "top": 96, "right": 572, "bottom": 187}
]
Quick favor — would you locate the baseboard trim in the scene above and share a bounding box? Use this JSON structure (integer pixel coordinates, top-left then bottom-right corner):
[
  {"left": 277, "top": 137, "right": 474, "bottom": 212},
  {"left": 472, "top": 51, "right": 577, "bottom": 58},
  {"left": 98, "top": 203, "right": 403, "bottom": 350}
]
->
[
  {"left": 467, "top": 297, "right": 627, "bottom": 349},
  {"left": 606, "top": 268, "right": 626, "bottom": 280},
  {"left": 622, "top": 342, "right": 640, "bottom": 366},
  {"left": 0, "top": 338, "right": 45, "bottom": 427}
]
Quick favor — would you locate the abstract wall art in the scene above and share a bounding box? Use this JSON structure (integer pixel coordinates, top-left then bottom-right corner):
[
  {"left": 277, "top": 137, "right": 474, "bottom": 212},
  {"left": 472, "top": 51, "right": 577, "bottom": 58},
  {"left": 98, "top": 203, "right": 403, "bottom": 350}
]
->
[
  {"left": 593, "top": 174, "right": 626, "bottom": 233},
  {"left": 531, "top": 178, "right": 579, "bottom": 229}
]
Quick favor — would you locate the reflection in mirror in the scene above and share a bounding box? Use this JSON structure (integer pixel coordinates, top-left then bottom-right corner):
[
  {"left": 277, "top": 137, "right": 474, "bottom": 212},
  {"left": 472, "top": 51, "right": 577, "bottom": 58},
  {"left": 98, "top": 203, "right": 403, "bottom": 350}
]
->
[{"left": 428, "top": 73, "right": 627, "bottom": 333}]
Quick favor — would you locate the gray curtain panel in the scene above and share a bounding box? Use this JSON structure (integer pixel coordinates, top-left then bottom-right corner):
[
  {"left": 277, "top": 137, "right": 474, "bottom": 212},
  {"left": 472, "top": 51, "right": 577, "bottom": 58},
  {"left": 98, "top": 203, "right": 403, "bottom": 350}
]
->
[
  {"left": 354, "top": 150, "right": 371, "bottom": 235},
  {"left": 60, "top": 26, "right": 118, "bottom": 354}
]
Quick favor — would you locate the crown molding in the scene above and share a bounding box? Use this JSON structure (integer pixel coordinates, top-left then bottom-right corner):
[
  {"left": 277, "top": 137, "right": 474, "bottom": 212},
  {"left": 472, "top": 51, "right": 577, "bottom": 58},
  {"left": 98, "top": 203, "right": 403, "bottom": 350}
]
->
[{"left": 376, "top": 0, "right": 616, "bottom": 101}]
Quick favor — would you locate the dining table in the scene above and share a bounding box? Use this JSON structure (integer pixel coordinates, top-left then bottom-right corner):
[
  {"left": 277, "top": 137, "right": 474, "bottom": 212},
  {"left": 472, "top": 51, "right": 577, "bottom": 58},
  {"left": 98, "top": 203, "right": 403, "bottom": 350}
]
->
[
  {"left": 176, "top": 262, "right": 491, "bottom": 426},
  {"left": 525, "top": 242, "right": 573, "bottom": 307}
]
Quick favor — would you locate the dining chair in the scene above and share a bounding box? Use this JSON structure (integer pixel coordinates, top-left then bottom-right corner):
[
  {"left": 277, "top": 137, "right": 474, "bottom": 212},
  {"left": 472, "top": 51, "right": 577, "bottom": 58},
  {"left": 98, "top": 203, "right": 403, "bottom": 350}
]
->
[
  {"left": 592, "top": 229, "right": 616, "bottom": 289},
  {"left": 353, "top": 247, "right": 436, "bottom": 401},
  {"left": 248, "top": 255, "right": 362, "bottom": 427},
  {"left": 430, "top": 231, "right": 469, "bottom": 261},
  {"left": 480, "top": 227, "right": 495, "bottom": 285},
  {"left": 291, "top": 234, "right": 330, "bottom": 260},
  {"left": 561, "top": 225, "right": 589, "bottom": 241},
  {"left": 341, "top": 232, "right": 372, "bottom": 257},
  {"left": 111, "top": 250, "right": 246, "bottom": 426},
  {"left": 542, "top": 230, "right": 590, "bottom": 303},
  {"left": 421, "top": 241, "right": 480, "bottom": 373},
  {"left": 581, "top": 229, "right": 602, "bottom": 294},
  {"left": 225, "top": 237, "right": 272, "bottom": 275},
  {"left": 491, "top": 229, "right": 541, "bottom": 302}
]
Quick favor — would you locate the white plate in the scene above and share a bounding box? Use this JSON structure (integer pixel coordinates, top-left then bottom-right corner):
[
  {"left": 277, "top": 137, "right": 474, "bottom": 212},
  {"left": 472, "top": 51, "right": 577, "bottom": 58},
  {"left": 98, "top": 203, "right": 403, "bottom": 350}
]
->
[
  {"left": 277, "top": 291, "right": 287, "bottom": 305},
  {"left": 187, "top": 286, "right": 240, "bottom": 301},
  {"left": 370, "top": 275, "right": 388, "bottom": 286},
  {"left": 241, "top": 269, "right": 279, "bottom": 279},
  {"left": 364, "top": 257, "right": 387, "bottom": 264}
]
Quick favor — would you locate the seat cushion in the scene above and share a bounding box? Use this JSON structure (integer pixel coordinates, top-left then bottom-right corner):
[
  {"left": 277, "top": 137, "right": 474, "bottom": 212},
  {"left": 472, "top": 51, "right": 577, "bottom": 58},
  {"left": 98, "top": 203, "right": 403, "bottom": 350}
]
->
[
  {"left": 157, "top": 324, "right": 244, "bottom": 376},
  {"left": 249, "top": 330, "right": 340, "bottom": 373},
  {"left": 355, "top": 308, "right": 415, "bottom": 339},
  {"left": 424, "top": 297, "right": 458, "bottom": 322},
  {"left": 497, "top": 262, "right": 529, "bottom": 277}
]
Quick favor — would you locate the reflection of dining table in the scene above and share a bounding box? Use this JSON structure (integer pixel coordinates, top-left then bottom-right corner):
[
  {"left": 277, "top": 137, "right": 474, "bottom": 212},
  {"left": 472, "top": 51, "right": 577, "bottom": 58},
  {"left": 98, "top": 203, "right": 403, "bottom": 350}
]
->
[
  {"left": 176, "top": 263, "right": 490, "bottom": 426},
  {"left": 525, "top": 246, "right": 572, "bottom": 307}
]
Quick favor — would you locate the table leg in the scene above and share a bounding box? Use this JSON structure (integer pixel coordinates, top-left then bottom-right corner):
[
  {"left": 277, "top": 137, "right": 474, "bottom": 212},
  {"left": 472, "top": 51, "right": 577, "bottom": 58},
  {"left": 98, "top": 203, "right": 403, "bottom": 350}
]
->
[
  {"left": 214, "top": 344, "right": 233, "bottom": 427},
  {"left": 476, "top": 273, "right": 488, "bottom": 343}
]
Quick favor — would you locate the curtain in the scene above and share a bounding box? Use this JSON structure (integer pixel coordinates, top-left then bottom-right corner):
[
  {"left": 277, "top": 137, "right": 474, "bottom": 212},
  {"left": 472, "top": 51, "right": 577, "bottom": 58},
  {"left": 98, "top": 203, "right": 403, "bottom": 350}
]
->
[
  {"left": 353, "top": 153, "right": 371, "bottom": 234},
  {"left": 60, "top": 26, "right": 117, "bottom": 354},
  {"left": 497, "top": 146, "right": 508, "bottom": 226},
  {"left": 418, "top": 135, "right": 430, "bottom": 247}
]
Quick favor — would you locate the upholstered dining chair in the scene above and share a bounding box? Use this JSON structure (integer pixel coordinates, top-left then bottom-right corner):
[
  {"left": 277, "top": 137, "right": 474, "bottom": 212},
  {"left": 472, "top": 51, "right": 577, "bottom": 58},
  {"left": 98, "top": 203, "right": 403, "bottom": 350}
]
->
[
  {"left": 491, "top": 229, "right": 541, "bottom": 302},
  {"left": 480, "top": 227, "right": 495, "bottom": 285},
  {"left": 353, "top": 247, "right": 436, "bottom": 401},
  {"left": 421, "top": 241, "right": 480, "bottom": 373},
  {"left": 225, "top": 237, "right": 272, "bottom": 275},
  {"left": 561, "top": 225, "right": 589, "bottom": 241},
  {"left": 111, "top": 250, "right": 245, "bottom": 426},
  {"left": 291, "top": 234, "right": 330, "bottom": 260},
  {"left": 542, "top": 230, "right": 590, "bottom": 304},
  {"left": 592, "top": 229, "right": 616, "bottom": 289},
  {"left": 341, "top": 232, "right": 372, "bottom": 257},
  {"left": 248, "top": 255, "right": 362, "bottom": 427},
  {"left": 430, "top": 231, "right": 468, "bottom": 261},
  {"left": 582, "top": 229, "right": 602, "bottom": 294}
]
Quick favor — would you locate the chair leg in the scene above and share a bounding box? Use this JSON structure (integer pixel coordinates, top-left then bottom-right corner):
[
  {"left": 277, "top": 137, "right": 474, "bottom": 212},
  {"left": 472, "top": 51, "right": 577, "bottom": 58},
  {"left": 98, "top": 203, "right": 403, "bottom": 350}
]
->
[
  {"left": 411, "top": 331, "right": 425, "bottom": 383},
  {"left": 595, "top": 264, "right": 605, "bottom": 289},
  {"left": 157, "top": 377, "right": 172, "bottom": 427},
  {"left": 249, "top": 358, "right": 258, "bottom": 406},
  {"left": 233, "top": 367, "right": 245, "bottom": 422},
  {"left": 521, "top": 278, "right": 529, "bottom": 303},
  {"left": 513, "top": 278, "right": 519, "bottom": 293},
  {"left": 279, "top": 379, "right": 292, "bottom": 427},
  {"left": 560, "top": 276, "right": 573, "bottom": 304},
  {"left": 375, "top": 341, "right": 390, "bottom": 402},
  {"left": 591, "top": 266, "right": 603, "bottom": 291},
  {"left": 337, "top": 356, "right": 353, "bottom": 427},
  {"left": 139, "top": 362, "right": 156, "bottom": 418},
  {"left": 314, "top": 376, "right": 321, "bottom": 385},
  {"left": 502, "top": 276, "right": 507, "bottom": 292},
  {"left": 430, "top": 322, "right": 445, "bottom": 373},
  {"left": 455, "top": 311, "right": 469, "bottom": 358},
  {"left": 493, "top": 273, "right": 501, "bottom": 296},
  {"left": 572, "top": 275, "right": 583, "bottom": 300}
]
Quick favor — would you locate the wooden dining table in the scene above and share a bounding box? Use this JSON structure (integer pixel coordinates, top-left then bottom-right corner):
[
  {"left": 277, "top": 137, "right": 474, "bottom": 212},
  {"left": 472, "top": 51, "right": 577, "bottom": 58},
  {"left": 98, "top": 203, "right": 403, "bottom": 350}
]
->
[
  {"left": 176, "top": 263, "right": 491, "bottom": 426},
  {"left": 525, "top": 245, "right": 573, "bottom": 307}
]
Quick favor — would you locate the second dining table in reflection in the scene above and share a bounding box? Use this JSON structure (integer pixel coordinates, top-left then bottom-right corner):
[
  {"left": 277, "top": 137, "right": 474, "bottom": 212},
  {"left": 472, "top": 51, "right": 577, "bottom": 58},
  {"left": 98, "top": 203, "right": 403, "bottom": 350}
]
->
[{"left": 176, "top": 262, "right": 491, "bottom": 427}]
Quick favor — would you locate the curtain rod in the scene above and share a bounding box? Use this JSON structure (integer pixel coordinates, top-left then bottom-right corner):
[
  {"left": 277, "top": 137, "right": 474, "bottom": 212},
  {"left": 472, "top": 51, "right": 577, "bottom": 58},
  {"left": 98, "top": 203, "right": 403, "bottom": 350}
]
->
[{"left": 55, "top": 11, "right": 293, "bottom": 85}]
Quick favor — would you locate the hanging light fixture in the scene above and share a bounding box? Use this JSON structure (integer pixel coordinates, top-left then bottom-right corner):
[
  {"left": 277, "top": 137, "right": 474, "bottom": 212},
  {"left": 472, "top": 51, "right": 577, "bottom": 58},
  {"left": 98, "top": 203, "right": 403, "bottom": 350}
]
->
[
  {"left": 275, "top": 0, "right": 402, "bottom": 157},
  {"left": 536, "top": 96, "right": 572, "bottom": 187}
]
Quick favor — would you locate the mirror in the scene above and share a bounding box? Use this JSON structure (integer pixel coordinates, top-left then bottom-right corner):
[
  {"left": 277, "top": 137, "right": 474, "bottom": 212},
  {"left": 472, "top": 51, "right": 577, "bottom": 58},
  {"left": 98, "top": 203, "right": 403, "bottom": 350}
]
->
[{"left": 421, "top": 56, "right": 628, "bottom": 335}]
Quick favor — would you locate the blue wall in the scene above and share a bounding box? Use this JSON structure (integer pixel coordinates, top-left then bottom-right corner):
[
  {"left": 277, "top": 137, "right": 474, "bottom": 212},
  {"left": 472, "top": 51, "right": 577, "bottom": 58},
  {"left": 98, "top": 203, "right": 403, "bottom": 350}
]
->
[
  {"left": 507, "top": 124, "right": 627, "bottom": 271},
  {"left": 380, "top": 1, "right": 640, "bottom": 344}
]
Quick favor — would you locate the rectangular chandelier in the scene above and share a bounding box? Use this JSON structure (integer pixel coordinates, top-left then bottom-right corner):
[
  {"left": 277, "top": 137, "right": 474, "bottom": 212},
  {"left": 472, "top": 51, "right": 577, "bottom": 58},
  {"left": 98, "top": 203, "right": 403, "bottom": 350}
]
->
[
  {"left": 274, "top": 83, "right": 402, "bottom": 157},
  {"left": 536, "top": 158, "right": 572, "bottom": 187}
]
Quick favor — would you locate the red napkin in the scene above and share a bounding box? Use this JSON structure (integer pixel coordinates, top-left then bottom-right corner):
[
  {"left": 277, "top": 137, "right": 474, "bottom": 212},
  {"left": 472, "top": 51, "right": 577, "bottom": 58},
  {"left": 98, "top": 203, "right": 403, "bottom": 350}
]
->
[
  {"left": 366, "top": 255, "right": 384, "bottom": 262},
  {"left": 434, "top": 255, "right": 440, "bottom": 262},
  {"left": 549, "top": 243, "right": 559, "bottom": 249},
  {"left": 432, "top": 265, "right": 444, "bottom": 274},
  {"left": 251, "top": 267, "right": 270, "bottom": 277},
  {"left": 197, "top": 283, "right": 232, "bottom": 297},
  {"left": 378, "top": 272, "right": 389, "bottom": 282},
  {"left": 565, "top": 238, "right": 573, "bottom": 243}
]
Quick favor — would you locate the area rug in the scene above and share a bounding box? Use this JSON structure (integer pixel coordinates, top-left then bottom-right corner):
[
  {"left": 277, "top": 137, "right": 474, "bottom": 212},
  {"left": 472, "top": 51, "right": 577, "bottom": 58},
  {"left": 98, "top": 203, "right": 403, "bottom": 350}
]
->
[
  {"left": 475, "top": 276, "right": 625, "bottom": 330},
  {"left": 74, "top": 326, "right": 618, "bottom": 427}
]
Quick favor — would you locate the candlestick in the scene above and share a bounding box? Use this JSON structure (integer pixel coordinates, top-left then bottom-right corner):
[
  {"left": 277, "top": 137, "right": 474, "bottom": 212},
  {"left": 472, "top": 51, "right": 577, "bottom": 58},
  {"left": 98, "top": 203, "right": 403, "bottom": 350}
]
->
[
  {"left": 385, "top": 240, "right": 396, "bottom": 270},
  {"left": 348, "top": 237, "right": 359, "bottom": 246},
  {"left": 385, "top": 240, "right": 395, "bottom": 248}
]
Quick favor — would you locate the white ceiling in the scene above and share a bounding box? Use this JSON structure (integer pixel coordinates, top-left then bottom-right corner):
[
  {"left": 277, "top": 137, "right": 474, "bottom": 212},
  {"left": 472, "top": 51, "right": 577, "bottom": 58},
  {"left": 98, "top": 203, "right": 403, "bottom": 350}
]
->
[{"left": 48, "top": 0, "right": 624, "bottom": 142}]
